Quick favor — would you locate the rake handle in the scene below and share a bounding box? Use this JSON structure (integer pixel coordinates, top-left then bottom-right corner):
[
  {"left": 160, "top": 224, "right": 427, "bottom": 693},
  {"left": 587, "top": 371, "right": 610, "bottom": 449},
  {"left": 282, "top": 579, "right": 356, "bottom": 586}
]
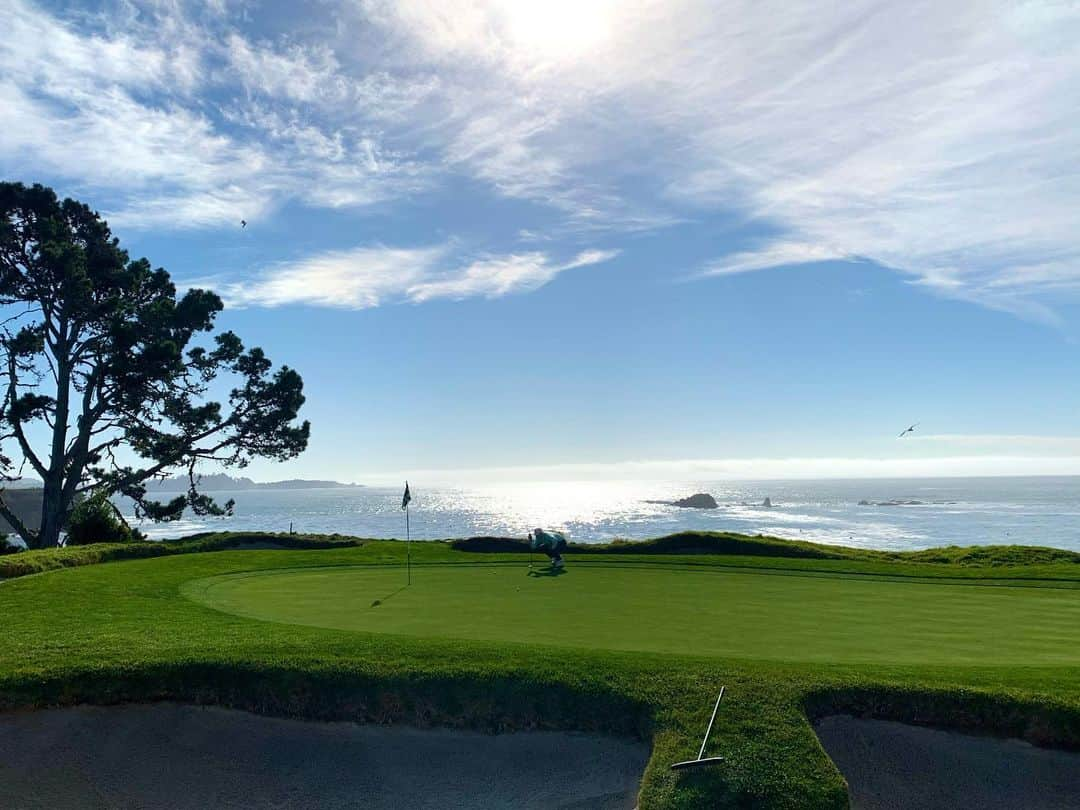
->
[{"left": 697, "top": 686, "right": 725, "bottom": 761}]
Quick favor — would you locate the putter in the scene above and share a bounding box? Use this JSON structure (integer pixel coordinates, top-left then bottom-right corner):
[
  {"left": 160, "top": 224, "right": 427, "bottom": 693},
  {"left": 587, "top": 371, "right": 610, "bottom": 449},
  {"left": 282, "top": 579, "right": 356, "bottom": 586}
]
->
[{"left": 670, "top": 686, "right": 726, "bottom": 771}]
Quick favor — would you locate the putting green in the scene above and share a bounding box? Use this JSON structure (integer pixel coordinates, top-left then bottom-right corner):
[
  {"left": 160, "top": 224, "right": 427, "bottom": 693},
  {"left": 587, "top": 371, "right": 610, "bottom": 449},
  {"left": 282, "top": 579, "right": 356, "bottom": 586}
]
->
[{"left": 183, "top": 562, "right": 1080, "bottom": 665}]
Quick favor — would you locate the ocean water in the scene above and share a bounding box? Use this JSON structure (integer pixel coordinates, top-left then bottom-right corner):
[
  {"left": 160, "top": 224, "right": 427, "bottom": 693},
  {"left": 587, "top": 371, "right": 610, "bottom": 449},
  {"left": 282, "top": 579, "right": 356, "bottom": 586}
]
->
[{"left": 127, "top": 476, "right": 1080, "bottom": 552}]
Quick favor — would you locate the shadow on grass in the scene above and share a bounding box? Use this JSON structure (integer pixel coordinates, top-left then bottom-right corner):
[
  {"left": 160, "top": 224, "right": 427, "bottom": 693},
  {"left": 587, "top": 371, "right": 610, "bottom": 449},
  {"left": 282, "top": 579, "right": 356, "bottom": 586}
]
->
[
  {"left": 369, "top": 585, "right": 409, "bottom": 608},
  {"left": 527, "top": 567, "right": 568, "bottom": 578}
]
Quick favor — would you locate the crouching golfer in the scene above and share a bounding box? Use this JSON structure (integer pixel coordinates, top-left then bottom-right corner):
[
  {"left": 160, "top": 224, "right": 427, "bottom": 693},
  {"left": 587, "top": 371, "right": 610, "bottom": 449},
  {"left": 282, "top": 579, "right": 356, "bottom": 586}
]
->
[{"left": 530, "top": 528, "right": 568, "bottom": 570}]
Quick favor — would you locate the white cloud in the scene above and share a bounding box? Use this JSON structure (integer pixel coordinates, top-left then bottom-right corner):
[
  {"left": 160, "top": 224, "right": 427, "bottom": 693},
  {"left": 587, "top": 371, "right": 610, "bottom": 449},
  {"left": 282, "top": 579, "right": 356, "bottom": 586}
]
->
[
  {"left": 910, "top": 434, "right": 1080, "bottom": 452},
  {"left": 227, "top": 34, "right": 347, "bottom": 104},
  {"left": 361, "top": 0, "right": 1080, "bottom": 316},
  {"left": 408, "top": 248, "right": 617, "bottom": 301},
  {"left": 2, "top": 0, "right": 200, "bottom": 93},
  {"left": 217, "top": 246, "right": 617, "bottom": 309},
  {"left": 220, "top": 245, "right": 445, "bottom": 309},
  {"left": 703, "top": 243, "right": 852, "bottom": 276},
  {"left": 0, "top": 0, "right": 434, "bottom": 229},
  {"left": 5, "top": 0, "right": 1080, "bottom": 318}
]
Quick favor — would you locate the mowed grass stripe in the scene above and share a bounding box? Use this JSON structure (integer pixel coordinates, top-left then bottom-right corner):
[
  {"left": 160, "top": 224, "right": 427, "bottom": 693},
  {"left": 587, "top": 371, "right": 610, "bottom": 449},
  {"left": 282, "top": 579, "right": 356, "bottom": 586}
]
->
[{"left": 184, "top": 563, "right": 1080, "bottom": 666}]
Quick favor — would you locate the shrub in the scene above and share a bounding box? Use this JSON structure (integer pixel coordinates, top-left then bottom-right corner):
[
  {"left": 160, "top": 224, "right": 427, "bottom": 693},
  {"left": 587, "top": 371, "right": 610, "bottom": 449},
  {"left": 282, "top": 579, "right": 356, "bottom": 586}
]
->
[
  {"left": 65, "top": 492, "right": 140, "bottom": 546},
  {"left": 0, "top": 533, "right": 22, "bottom": 555}
]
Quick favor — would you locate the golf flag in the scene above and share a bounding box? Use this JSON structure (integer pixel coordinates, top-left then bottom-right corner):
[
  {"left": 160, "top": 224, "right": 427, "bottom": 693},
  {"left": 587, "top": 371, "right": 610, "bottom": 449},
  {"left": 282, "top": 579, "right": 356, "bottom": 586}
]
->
[{"left": 402, "top": 481, "right": 412, "bottom": 586}]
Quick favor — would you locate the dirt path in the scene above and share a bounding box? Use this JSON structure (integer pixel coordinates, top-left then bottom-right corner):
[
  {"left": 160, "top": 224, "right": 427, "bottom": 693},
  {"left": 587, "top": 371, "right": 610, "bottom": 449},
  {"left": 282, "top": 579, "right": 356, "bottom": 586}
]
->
[
  {"left": 0, "top": 703, "right": 648, "bottom": 809},
  {"left": 816, "top": 715, "right": 1080, "bottom": 810}
]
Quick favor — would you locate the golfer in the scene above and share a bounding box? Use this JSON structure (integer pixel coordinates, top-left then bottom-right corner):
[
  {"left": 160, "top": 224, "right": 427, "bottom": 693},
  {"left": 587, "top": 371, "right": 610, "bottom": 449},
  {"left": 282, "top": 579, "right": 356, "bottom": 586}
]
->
[{"left": 530, "top": 528, "right": 568, "bottom": 570}]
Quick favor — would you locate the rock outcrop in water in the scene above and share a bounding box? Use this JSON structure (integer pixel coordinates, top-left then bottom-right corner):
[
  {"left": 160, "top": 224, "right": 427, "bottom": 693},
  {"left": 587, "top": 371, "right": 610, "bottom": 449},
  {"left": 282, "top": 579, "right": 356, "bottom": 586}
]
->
[
  {"left": 672, "top": 493, "right": 719, "bottom": 509},
  {"left": 645, "top": 493, "right": 719, "bottom": 509}
]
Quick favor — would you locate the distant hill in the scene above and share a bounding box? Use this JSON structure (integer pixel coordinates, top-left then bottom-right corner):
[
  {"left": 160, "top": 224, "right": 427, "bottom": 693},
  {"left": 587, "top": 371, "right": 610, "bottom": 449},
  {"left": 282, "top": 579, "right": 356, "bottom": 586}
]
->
[
  {"left": 144, "top": 474, "right": 363, "bottom": 492},
  {"left": 0, "top": 488, "right": 42, "bottom": 537},
  {"left": 1, "top": 479, "right": 44, "bottom": 489}
]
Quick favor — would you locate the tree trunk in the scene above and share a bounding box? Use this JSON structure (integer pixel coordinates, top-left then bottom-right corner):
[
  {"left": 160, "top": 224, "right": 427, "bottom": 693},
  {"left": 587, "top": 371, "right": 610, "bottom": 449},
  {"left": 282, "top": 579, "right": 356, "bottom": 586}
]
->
[
  {"left": 36, "top": 478, "right": 64, "bottom": 548},
  {"left": 38, "top": 332, "right": 72, "bottom": 549}
]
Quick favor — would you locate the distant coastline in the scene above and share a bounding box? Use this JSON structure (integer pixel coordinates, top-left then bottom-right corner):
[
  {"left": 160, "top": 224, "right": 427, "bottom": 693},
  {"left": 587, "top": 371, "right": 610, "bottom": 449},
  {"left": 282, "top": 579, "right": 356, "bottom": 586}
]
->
[{"left": 144, "top": 474, "right": 364, "bottom": 493}]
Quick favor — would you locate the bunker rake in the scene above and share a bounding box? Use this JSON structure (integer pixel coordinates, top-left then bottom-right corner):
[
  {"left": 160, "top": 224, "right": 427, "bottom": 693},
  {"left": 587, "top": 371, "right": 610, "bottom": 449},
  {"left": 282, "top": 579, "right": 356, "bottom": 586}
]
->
[{"left": 671, "top": 686, "right": 726, "bottom": 771}]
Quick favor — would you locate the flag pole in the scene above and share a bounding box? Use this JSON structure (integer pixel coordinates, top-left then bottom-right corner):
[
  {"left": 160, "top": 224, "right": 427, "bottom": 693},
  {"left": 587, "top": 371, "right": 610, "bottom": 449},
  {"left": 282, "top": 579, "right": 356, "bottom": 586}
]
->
[{"left": 402, "top": 480, "right": 412, "bottom": 586}]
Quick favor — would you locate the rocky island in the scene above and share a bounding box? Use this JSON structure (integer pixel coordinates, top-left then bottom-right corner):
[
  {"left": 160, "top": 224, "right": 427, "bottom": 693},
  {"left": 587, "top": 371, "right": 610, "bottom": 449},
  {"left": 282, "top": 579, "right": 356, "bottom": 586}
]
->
[{"left": 646, "top": 493, "right": 719, "bottom": 509}]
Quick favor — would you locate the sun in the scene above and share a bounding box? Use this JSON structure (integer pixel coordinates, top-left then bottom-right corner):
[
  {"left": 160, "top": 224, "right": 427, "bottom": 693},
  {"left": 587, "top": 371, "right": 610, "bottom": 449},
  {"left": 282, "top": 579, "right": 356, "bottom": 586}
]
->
[{"left": 493, "top": 0, "right": 616, "bottom": 63}]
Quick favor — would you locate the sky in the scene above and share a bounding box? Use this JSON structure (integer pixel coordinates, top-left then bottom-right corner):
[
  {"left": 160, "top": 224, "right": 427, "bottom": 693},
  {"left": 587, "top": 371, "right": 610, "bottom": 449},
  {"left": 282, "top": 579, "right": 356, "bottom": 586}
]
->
[{"left": 3, "top": 0, "right": 1080, "bottom": 484}]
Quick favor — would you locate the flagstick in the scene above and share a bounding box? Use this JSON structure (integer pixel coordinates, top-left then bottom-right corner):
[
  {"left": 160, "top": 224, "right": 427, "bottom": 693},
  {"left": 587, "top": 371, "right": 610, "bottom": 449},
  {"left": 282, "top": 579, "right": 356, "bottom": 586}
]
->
[{"left": 406, "top": 503, "right": 411, "bottom": 586}]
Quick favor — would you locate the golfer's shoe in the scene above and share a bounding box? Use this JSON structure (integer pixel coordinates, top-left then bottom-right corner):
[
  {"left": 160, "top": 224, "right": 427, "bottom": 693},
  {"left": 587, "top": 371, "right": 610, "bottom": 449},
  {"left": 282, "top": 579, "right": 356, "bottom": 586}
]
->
[{"left": 553, "top": 559, "right": 565, "bottom": 569}]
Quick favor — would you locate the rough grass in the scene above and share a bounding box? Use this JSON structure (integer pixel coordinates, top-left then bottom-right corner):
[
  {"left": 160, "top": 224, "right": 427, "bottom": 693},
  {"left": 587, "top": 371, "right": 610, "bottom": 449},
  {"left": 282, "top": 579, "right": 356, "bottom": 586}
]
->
[
  {"left": 452, "top": 530, "right": 1080, "bottom": 566},
  {"left": 7, "top": 530, "right": 1076, "bottom": 582},
  {"left": 0, "top": 532, "right": 361, "bottom": 579},
  {"left": 3, "top": 535, "right": 1080, "bottom": 808}
]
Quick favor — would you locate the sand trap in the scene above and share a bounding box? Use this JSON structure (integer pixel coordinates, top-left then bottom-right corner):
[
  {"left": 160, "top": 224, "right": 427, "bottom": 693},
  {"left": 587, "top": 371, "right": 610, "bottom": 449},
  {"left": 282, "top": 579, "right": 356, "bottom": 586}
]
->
[
  {"left": 815, "top": 715, "right": 1080, "bottom": 810},
  {"left": 0, "top": 703, "right": 647, "bottom": 809}
]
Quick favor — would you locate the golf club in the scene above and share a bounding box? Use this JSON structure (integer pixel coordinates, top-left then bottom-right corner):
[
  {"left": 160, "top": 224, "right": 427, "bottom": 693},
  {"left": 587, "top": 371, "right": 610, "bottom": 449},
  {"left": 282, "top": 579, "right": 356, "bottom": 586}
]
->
[{"left": 671, "top": 686, "right": 726, "bottom": 771}]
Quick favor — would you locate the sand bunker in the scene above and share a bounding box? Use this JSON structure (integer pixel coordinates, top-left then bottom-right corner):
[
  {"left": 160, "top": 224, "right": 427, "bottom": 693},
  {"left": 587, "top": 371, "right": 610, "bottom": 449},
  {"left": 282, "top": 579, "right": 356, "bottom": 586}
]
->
[
  {"left": 816, "top": 715, "right": 1080, "bottom": 810},
  {"left": 0, "top": 703, "right": 647, "bottom": 809}
]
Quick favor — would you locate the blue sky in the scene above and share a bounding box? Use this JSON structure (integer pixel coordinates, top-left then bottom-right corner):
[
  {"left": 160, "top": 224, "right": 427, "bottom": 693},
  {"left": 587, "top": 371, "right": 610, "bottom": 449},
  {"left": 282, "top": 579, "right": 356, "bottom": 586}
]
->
[{"left": 4, "top": 0, "right": 1080, "bottom": 484}]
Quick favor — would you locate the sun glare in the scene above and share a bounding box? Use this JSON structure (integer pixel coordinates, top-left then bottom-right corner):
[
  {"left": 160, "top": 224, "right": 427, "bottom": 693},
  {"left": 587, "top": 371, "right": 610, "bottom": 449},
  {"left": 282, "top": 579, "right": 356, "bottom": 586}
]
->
[{"left": 494, "top": 0, "right": 615, "bottom": 62}]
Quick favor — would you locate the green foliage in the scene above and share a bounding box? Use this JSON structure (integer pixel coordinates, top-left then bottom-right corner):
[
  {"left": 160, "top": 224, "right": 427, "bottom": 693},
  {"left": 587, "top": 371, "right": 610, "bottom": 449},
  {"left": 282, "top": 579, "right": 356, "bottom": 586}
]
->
[
  {"left": 64, "top": 492, "right": 138, "bottom": 546},
  {"left": 8, "top": 528, "right": 1080, "bottom": 583},
  {"left": 453, "top": 529, "right": 1080, "bottom": 566},
  {"left": 0, "top": 182, "right": 310, "bottom": 548}
]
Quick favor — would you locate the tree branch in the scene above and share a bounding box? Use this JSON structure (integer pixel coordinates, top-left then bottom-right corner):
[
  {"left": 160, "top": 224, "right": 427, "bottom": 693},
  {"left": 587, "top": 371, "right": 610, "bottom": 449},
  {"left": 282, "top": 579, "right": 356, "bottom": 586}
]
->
[
  {"left": 5, "top": 354, "right": 46, "bottom": 479},
  {"left": 0, "top": 490, "right": 35, "bottom": 546}
]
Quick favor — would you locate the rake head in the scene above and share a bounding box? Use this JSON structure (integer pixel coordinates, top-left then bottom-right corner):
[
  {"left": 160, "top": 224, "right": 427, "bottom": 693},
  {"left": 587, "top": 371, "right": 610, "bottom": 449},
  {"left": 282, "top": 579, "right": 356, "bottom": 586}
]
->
[{"left": 670, "top": 756, "right": 724, "bottom": 771}]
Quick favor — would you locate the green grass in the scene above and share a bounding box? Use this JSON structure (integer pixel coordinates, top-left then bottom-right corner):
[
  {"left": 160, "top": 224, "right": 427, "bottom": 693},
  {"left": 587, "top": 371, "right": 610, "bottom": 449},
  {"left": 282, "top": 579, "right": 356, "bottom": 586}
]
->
[
  {"left": 0, "top": 531, "right": 360, "bottom": 578},
  {"left": 4, "top": 534, "right": 1080, "bottom": 809},
  {"left": 185, "top": 562, "right": 1080, "bottom": 666}
]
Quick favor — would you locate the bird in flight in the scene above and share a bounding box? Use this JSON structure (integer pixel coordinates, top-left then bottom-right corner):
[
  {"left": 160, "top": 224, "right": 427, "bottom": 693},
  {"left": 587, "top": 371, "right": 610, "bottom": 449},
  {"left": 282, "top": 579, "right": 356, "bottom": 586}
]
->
[
  {"left": 241, "top": 219, "right": 247, "bottom": 228},
  {"left": 898, "top": 423, "right": 919, "bottom": 438}
]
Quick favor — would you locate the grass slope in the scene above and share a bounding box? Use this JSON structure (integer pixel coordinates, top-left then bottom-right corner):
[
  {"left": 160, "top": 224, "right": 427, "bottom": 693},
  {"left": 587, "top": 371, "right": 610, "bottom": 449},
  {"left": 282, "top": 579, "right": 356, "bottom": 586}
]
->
[
  {"left": 0, "top": 532, "right": 360, "bottom": 578},
  {"left": 454, "top": 530, "right": 1080, "bottom": 566},
  {"left": 4, "top": 535, "right": 1080, "bottom": 809}
]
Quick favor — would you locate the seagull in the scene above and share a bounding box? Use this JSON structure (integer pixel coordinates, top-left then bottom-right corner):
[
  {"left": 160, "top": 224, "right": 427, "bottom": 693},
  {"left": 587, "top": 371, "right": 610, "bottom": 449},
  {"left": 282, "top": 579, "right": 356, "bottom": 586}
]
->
[
  {"left": 240, "top": 219, "right": 247, "bottom": 228},
  {"left": 898, "top": 423, "right": 919, "bottom": 438}
]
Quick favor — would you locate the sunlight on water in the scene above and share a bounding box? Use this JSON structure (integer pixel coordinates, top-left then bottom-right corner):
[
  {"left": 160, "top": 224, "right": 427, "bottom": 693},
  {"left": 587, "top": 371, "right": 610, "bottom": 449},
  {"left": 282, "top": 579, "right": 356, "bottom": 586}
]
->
[{"left": 126, "top": 476, "right": 1080, "bottom": 552}]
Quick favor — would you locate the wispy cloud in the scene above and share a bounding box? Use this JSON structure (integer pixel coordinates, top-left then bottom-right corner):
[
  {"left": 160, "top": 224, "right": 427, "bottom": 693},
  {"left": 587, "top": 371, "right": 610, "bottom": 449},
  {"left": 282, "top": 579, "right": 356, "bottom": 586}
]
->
[
  {"left": 215, "top": 246, "right": 618, "bottom": 309},
  {"left": 702, "top": 243, "right": 853, "bottom": 276},
  {"left": 4, "top": 0, "right": 1080, "bottom": 318},
  {"left": 909, "top": 434, "right": 1080, "bottom": 452},
  {"left": 0, "top": 0, "right": 432, "bottom": 229},
  {"left": 408, "top": 248, "right": 618, "bottom": 302},
  {"left": 362, "top": 0, "right": 1080, "bottom": 316}
]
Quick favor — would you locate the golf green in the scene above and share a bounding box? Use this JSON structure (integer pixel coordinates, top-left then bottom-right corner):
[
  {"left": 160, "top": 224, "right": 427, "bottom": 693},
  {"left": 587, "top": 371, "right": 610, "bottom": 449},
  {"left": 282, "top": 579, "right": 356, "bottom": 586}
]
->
[{"left": 184, "top": 562, "right": 1080, "bottom": 665}]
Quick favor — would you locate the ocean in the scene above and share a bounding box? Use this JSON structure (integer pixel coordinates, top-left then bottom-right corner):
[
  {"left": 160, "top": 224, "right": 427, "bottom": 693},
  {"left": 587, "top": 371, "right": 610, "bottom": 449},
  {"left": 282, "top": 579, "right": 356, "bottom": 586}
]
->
[{"left": 127, "top": 476, "right": 1080, "bottom": 552}]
